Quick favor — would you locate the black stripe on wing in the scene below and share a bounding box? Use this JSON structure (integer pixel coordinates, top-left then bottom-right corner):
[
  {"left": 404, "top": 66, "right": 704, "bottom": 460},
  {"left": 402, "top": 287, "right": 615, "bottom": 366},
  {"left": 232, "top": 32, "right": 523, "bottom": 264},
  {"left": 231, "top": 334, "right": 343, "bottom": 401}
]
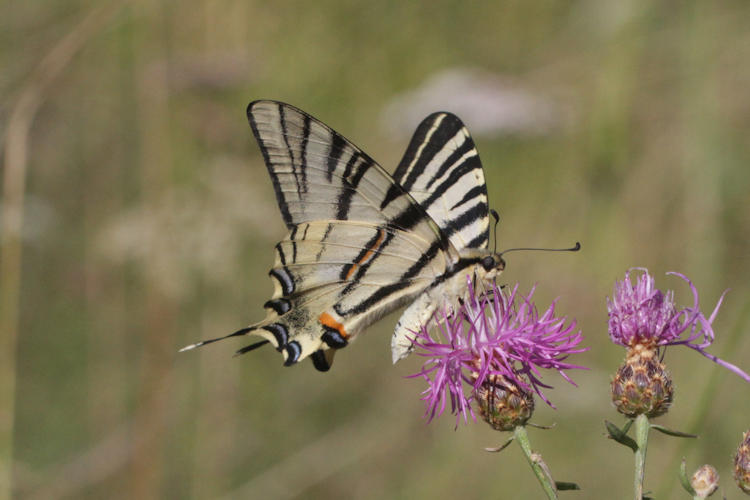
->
[
  {"left": 336, "top": 153, "right": 374, "bottom": 220},
  {"left": 336, "top": 238, "right": 443, "bottom": 316},
  {"left": 326, "top": 134, "right": 347, "bottom": 182},
  {"left": 248, "top": 102, "right": 428, "bottom": 222},
  {"left": 389, "top": 111, "right": 490, "bottom": 251},
  {"left": 418, "top": 153, "right": 483, "bottom": 212},
  {"left": 396, "top": 112, "right": 466, "bottom": 192},
  {"left": 250, "top": 105, "right": 294, "bottom": 227},
  {"left": 247, "top": 100, "right": 457, "bottom": 256}
]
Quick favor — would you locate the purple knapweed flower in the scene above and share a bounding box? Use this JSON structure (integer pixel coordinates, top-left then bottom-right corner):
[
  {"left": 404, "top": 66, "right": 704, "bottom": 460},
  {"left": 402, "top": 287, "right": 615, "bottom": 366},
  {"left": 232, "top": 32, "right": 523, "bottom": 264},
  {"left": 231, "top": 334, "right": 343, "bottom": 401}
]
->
[
  {"left": 409, "top": 278, "right": 586, "bottom": 427},
  {"left": 607, "top": 268, "right": 750, "bottom": 382}
]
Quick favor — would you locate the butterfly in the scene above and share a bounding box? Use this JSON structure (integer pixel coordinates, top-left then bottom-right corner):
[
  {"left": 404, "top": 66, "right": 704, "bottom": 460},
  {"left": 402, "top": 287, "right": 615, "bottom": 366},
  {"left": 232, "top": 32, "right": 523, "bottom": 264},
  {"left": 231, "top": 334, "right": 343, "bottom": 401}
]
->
[{"left": 180, "top": 100, "right": 505, "bottom": 371}]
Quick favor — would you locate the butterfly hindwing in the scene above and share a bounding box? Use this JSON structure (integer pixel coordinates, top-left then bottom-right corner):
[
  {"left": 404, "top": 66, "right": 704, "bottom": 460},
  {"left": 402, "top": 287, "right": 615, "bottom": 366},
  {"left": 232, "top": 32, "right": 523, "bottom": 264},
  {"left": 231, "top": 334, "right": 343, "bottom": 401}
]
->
[{"left": 250, "top": 220, "right": 445, "bottom": 368}]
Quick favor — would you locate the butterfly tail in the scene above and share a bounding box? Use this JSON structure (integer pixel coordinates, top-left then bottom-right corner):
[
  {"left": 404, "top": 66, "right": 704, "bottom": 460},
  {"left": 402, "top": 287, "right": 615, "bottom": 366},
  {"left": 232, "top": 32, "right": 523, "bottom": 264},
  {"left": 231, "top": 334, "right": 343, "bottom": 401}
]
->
[
  {"left": 178, "top": 326, "right": 258, "bottom": 353},
  {"left": 244, "top": 314, "right": 341, "bottom": 371},
  {"left": 179, "top": 317, "right": 338, "bottom": 372}
]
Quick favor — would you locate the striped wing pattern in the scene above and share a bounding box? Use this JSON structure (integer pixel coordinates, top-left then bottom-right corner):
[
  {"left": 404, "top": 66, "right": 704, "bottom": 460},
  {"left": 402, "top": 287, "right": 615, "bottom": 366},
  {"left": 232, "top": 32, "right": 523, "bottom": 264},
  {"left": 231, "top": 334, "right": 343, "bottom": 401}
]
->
[
  {"left": 248, "top": 101, "right": 444, "bottom": 242},
  {"left": 259, "top": 220, "right": 444, "bottom": 370},
  {"left": 182, "top": 101, "right": 493, "bottom": 371},
  {"left": 392, "top": 112, "right": 490, "bottom": 251},
  {"left": 248, "top": 101, "right": 459, "bottom": 369}
]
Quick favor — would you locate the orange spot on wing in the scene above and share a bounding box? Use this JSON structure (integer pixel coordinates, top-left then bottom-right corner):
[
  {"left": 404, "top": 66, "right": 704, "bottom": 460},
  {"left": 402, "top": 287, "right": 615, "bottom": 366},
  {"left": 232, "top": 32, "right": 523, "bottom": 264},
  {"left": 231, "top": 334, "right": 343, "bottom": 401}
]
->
[
  {"left": 319, "top": 311, "right": 349, "bottom": 338},
  {"left": 344, "top": 229, "right": 386, "bottom": 280},
  {"left": 344, "top": 265, "right": 357, "bottom": 280}
]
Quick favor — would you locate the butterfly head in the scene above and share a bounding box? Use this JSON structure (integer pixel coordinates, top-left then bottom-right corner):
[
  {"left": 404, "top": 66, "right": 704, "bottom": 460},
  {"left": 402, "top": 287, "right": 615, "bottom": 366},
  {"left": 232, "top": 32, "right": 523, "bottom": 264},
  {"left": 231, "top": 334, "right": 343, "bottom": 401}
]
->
[
  {"left": 480, "top": 253, "right": 506, "bottom": 279},
  {"left": 458, "top": 249, "right": 506, "bottom": 282}
]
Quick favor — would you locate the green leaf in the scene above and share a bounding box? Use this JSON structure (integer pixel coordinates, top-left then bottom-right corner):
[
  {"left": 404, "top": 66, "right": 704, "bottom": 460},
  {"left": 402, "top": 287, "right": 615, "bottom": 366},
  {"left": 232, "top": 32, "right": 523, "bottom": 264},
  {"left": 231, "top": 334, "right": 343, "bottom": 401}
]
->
[
  {"left": 528, "top": 422, "right": 556, "bottom": 430},
  {"left": 555, "top": 481, "right": 581, "bottom": 491},
  {"left": 605, "top": 420, "right": 638, "bottom": 452},
  {"left": 650, "top": 424, "right": 698, "bottom": 439},
  {"left": 678, "top": 459, "right": 696, "bottom": 495},
  {"left": 621, "top": 418, "right": 633, "bottom": 434}
]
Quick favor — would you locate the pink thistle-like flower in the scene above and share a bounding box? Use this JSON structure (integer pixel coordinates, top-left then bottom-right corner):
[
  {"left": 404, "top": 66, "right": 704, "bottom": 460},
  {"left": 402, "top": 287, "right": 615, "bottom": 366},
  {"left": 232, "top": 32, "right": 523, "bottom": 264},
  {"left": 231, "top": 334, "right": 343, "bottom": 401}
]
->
[
  {"left": 607, "top": 268, "right": 750, "bottom": 382},
  {"left": 409, "top": 279, "right": 586, "bottom": 426}
]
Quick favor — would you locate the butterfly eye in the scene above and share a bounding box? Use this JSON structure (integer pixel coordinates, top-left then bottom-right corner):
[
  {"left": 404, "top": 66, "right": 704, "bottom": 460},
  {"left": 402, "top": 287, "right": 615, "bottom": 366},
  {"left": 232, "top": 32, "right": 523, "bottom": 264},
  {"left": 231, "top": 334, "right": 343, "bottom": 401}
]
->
[{"left": 481, "top": 255, "right": 496, "bottom": 271}]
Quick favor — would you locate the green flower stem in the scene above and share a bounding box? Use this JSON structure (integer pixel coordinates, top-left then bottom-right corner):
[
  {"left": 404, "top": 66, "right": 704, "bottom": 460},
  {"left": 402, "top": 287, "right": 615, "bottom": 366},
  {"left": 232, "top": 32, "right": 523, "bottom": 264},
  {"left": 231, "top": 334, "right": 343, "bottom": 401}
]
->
[
  {"left": 514, "top": 425, "right": 558, "bottom": 500},
  {"left": 633, "top": 414, "right": 650, "bottom": 500}
]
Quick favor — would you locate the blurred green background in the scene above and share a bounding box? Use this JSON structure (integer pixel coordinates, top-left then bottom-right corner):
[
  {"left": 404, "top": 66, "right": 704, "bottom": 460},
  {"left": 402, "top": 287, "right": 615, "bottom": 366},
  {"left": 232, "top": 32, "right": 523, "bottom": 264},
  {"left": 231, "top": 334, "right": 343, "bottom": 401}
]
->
[{"left": 2, "top": 1, "right": 750, "bottom": 499}]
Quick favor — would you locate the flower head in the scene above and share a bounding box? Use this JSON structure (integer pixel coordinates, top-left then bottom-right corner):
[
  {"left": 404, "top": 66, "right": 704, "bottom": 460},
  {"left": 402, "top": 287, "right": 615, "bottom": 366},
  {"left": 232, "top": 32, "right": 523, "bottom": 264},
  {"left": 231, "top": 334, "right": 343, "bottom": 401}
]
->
[
  {"left": 735, "top": 430, "right": 750, "bottom": 494},
  {"left": 610, "top": 344, "right": 673, "bottom": 418},
  {"left": 607, "top": 268, "right": 750, "bottom": 382},
  {"left": 409, "top": 278, "right": 586, "bottom": 427}
]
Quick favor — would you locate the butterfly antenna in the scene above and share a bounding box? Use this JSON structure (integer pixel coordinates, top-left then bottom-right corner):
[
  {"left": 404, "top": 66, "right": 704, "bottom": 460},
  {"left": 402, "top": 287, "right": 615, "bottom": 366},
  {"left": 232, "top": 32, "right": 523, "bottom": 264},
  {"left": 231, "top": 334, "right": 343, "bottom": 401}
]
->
[
  {"left": 499, "top": 241, "right": 581, "bottom": 257},
  {"left": 490, "top": 209, "right": 500, "bottom": 254}
]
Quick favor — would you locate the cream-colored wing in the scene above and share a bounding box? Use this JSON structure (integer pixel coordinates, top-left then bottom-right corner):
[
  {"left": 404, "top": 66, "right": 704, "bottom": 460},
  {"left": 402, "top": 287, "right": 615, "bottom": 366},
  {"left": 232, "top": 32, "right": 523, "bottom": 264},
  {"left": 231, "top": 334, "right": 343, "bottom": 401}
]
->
[
  {"left": 248, "top": 100, "right": 449, "bottom": 246},
  {"left": 392, "top": 111, "right": 490, "bottom": 251}
]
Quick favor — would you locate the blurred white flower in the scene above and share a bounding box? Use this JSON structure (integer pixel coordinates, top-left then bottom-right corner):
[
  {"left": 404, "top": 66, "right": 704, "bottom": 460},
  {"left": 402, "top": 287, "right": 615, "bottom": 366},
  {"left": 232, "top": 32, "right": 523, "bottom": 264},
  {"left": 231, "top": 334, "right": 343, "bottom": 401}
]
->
[
  {"left": 96, "top": 156, "right": 279, "bottom": 299},
  {"left": 381, "top": 67, "right": 561, "bottom": 139}
]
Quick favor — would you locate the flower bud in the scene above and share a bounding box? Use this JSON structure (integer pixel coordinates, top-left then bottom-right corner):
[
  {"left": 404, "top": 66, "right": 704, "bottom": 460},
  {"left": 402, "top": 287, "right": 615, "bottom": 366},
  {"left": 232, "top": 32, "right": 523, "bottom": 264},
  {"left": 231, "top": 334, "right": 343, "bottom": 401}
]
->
[
  {"left": 475, "top": 375, "right": 535, "bottom": 431},
  {"left": 610, "top": 344, "right": 673, "bottom": 418},
  {"left": 735, "top": 430, "right": 750, "bottom": 494},
  {"left": 691, "top": 464, "right": 719, "bottom": 498}
]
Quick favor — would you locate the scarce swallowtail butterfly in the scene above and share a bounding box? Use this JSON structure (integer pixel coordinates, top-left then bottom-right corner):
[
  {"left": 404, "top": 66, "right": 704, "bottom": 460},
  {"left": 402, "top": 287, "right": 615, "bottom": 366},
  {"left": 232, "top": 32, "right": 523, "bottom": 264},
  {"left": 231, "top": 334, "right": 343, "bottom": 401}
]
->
[{"left": 181, "top": 100, "right": 506, "bottom": 371}]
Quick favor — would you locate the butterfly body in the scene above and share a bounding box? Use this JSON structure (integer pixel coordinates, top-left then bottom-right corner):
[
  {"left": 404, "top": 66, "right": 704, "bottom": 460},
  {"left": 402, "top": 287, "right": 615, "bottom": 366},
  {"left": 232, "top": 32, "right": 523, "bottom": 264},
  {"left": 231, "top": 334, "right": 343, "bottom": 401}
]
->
[
  {"left": 391, "top": 249, "right": 504, "bottom": 362},
  {"left": 181, "top": 100, "right": 503, "bottom": 370}
]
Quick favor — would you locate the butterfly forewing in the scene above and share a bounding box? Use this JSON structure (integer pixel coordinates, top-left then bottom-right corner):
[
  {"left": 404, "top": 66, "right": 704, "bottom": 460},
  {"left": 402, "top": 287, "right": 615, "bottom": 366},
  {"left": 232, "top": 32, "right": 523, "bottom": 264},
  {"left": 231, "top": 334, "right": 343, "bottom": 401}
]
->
[
  {"left": 248, "top": 101, "right": 446, "bottom": 242},
  {"left": 392, "top": 112, "right": 490, "bottom": 252}
]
